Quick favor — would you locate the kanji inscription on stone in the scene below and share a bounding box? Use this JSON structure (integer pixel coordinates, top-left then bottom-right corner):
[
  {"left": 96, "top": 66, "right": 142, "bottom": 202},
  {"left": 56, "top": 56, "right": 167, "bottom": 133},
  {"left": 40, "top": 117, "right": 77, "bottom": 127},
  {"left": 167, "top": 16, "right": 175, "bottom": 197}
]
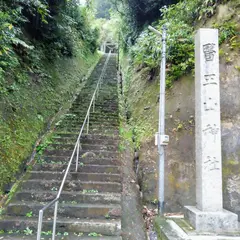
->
[
  {"left": 204, "top": 96, "right": 218, "bottom": 111},
  {"left": 204, "top": 156, "right": 220, "bottom": 171},
  {"left": 203, "top": 74, "right": 217, "bottom": 86},
  {"left": 203, "top": 123, "right": 219, "bottom": 142},
  {"left": 203, "top": 43, "right": 216, "bottom": 61}
]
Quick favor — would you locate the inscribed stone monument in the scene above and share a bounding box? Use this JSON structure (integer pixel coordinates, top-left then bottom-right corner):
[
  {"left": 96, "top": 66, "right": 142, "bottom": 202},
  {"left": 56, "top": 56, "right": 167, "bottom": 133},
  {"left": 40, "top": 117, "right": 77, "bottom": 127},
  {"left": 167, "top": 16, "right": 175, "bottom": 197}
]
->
[{"left": 185, "top": 28, "right": 238, "bottom": 232}]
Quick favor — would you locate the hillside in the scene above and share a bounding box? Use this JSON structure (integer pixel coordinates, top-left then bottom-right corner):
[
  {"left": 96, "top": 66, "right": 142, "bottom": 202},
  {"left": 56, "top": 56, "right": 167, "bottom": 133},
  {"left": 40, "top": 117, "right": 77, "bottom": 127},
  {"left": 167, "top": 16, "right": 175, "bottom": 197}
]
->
[
  {"left": 0, "top": 0, "right": 100, "bottom": 193},
  {"left": 119, "top": 0, "right": 240, "bottom": 217}
]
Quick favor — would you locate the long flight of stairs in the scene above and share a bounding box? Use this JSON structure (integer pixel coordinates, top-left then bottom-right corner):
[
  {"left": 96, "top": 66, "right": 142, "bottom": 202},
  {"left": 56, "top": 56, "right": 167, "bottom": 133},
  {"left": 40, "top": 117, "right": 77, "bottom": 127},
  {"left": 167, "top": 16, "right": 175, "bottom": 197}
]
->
[{"left": 0, "top": 54, "right": 122, "bottom": 239}]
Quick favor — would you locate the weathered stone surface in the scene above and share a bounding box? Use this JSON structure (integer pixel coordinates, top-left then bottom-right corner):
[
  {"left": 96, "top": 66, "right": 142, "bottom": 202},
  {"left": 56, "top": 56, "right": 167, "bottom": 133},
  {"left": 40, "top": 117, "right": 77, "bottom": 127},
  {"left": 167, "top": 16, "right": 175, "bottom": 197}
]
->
[
  {"left": 185, "top": 28, "right": 238, "bottom": 232},
  {"left": 185, "top": 206, "right": 238, "bottom": 232},
  {"left": 194, "top": 28, "right": 222, "bottom": 212},
  {"left": 154, "top": 216, "right": 240, "bottom": 240}
]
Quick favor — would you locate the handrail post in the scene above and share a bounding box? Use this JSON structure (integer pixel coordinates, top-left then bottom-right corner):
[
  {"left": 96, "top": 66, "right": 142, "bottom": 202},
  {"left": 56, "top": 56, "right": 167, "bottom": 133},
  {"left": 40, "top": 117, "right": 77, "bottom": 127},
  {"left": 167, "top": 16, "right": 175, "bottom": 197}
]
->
[
  {"left": 76, "top": 141, "right": 80, "bottom": 172},
  {"left": 87, "top": 114, "right": 90, "bottom": 134},
  {"left": 52, "top": 201, "right": 58, "bottom": 240},
  {"left": 96, "top": 86, "right": 99, "bottom": 98},
  {"left": 37, "top": 210, "right": 43, "bottom": 240},
  {"left": 93, "top": 96, "right": 95, "bottom": 113}
]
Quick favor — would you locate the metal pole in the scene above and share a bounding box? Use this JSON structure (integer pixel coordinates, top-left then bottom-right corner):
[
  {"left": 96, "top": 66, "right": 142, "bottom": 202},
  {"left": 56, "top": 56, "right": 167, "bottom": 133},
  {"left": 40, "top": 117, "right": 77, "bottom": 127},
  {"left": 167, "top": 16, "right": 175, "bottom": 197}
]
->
[
  {"left": 36, "top": 210, "right": 43, "bottom": 240},
  {"left": 52, "top": 201, "right": 58, "bottom": 240},
  {"left": 87, "top": 114, "right": 89, "bottom": 134},
  {"left": 76, "top": 141, "right": 80, "bottom": 172},
  {"left": 118, "top": 33, "right": 120, "bottom": 71},
  {"left": 158, "top": 25, "right": 167, "bottom": 215},
  {"left": 148, "top": 26, "right": 162, "bottom": 37},
  {"left": 93, "top": 96, "right": 95, "bottom": 113},
  {"left": 96, "top": 87, "right": 99, "bottom": 98}
]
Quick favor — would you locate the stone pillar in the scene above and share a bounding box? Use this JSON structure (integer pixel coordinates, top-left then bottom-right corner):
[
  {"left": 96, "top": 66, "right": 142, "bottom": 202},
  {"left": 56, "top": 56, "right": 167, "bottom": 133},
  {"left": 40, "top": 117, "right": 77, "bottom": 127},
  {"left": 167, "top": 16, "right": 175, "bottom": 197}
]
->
[{"left": 185, "top": 28, "right": 238, "bottom": 232}]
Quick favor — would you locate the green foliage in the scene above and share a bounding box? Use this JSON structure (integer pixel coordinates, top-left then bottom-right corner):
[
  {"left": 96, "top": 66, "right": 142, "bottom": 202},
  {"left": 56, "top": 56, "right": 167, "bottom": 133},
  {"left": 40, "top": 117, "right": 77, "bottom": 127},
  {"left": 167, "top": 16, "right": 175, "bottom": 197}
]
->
[
  {"left": 42, "top": 230, "right": 52, "bottom": 236},
  {"left": 111, "top": 0, "right": 178, "bottom": 41},
  {"left": 25, "top": 211, "right": 33, "bottom": 218},
  {"left": 23, "top": 227, "right": 33, "bottom": 236},
  {"left": 127, "top": 0, "right": 237, "bottom": 88},
  {"left": 130, "top": 3, "right": 195, "bottom": 88},
  {"left": 94, "top": 0, "right": 111, "bottom": 19},
  {"left": 214, "top": 20, "right": 238, "bottom": 44},
  {"left": 88, "top": 232, "right": 102, "bottom": 237},
  {"left": 0, "top": 0, "right": 100, "bottom": 194},
  {"left": 74, "top": 232, "right": 84, "bottom": 236},
  {"left": 82, "top": 189, "right": 99, "bottom": 193},
  {"left": 0, "top": 0, "right": 98, "bottom": 94},
  {"left": 36, "top": 136, "right": 53, "bottom": 155}
]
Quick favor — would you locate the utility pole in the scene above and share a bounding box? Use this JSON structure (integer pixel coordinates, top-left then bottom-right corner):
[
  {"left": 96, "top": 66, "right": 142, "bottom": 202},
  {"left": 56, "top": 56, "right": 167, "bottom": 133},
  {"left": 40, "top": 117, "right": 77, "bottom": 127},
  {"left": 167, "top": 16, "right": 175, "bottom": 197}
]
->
[{"left": 148, "top": 25, "right": 168, "bottom": 215}]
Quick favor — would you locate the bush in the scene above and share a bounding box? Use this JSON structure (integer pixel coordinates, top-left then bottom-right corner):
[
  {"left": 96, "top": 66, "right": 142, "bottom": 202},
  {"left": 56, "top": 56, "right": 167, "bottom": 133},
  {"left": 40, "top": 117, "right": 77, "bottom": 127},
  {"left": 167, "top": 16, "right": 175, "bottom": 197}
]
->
[
  {"left": 0, "top": 0, "right": 98, "bottom": 94},
  {"left": 128, "top": 0, "right": 235, "bottom": 88}
]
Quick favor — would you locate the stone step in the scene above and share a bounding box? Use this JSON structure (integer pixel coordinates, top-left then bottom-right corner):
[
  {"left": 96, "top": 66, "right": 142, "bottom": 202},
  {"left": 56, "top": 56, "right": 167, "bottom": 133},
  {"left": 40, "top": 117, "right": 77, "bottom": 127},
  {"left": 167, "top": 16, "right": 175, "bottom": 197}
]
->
[
  {"left": 71, "top": 102, "right": 118, "bottom": 107},
  {"left": 6, "top": 201, "right": 121, "bottom": 219},
  {"left": 14, "top": 191, "right": 121, "bottom": 204},
  {"left": 53, "top": 133, "right": 119, "bottom": 141},
  {"left": 46, "top": 143, "right": 118, "bottom": 152},
  {"left": 52, "top": 137, "right": 119, "bottom": 146},
  {"left": 0, "top": 216, "right": 121, "bottom": 236},
  {"left": 43, "top": 149, "right": 117, "bottom": 158},
  {"left": 57, "top": 121, "right": 119, "bottom": 128},
  {"left": 39, "top": 156, "right": 121, "bottom": 166},
  {"left": 28, "top": 171, "right": 121, "bottom": 183},
  {"left": 56, "top": 126, "right": 119, "bottom": 133},
  {"left": 58, "top": 116, "right": 119, "bottom": 122},
  {"left": 71, "top": 93, "right": 118, "bottom": 102},
  {"left": 75, "top": 98, "right": 118, "bottom": 104},
  {"left": 59, "top": 116, "right": 119, "bottom": 123},
  {"left": 69, "top": 113, "right": 119, "bottom": 119},
  {"left": 71, "top": 104, "right": 118, "bottom": 110},
  {"left": 54, "top": 130, "right": 119, "bottom": 137},
  {"left": 56, "top": 129, "right": 119, "bottom": 136},
  {"left": 54, "top": 122, "right": 120, "bottom": 129},
  {"left": 71, "top": 103, "right": 119, "bottom": 108},
  {"left": 70, "top": 108, "right": 119, "bottom": 114},
  {"left": 32, "top": 164, "right": 121, "bottom": 174},
  {"left": 21, "top": 179, "right": 122, "bottom": 193},
  {"left": 0, "top": 235, "right": 122, "bottom": 240},
  {"left": 69, "top": 111, "right": 119, "bottom": 117}
]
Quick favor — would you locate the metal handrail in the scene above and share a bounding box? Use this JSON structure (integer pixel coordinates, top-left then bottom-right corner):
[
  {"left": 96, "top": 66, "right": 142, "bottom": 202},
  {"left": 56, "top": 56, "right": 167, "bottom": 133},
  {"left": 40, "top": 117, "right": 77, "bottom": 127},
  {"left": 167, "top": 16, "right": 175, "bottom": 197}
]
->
[{"left": 36, "top": 51, "right": 112, "bottom": 240}]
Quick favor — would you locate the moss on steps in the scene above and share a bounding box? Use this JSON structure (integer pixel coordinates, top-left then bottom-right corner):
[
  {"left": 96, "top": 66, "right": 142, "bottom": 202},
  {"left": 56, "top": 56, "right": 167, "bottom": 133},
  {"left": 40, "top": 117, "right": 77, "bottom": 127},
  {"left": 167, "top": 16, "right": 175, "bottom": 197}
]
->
[{"left": 0, "top": 50, "right": 100, "bottom": 194}]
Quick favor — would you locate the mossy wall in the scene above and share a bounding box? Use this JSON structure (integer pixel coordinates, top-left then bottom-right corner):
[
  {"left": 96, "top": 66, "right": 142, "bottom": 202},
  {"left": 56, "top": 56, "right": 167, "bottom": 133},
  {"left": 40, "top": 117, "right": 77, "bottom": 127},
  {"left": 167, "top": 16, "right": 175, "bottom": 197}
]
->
[
  {"left": 0, "top": 49, "right": 100, "bottom": 193},
  {"left": 121, "top": 2, "right": 240, "bottom": 216}
]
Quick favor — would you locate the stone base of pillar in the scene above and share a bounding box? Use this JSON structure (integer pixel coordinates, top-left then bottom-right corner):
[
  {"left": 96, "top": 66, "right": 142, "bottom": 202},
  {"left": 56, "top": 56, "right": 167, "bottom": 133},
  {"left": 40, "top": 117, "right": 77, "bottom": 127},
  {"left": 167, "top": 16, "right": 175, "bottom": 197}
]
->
[
  {"left": 154, "top": 215, "right": 240, "bottom": 240},
  {"left": 185, "top": 206, "right": 238, "bottom": 233}
]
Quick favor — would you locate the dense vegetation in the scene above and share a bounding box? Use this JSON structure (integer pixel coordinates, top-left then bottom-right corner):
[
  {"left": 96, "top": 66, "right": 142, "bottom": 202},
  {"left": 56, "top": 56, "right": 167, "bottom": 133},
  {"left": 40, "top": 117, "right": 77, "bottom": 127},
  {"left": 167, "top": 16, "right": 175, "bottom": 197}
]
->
[
  {"left": 118, "top": 0, "right": 239, "bottom": 88},
  {"left": 0, "top": 0, "right": 98, "bottom": 93},
  {"left": 112, "top": 0, "right": 178, "bottom": 40},
  {"left": 112, "top": 0, "right": 240, "bottom": 150},
  {"left": 0, "top": 0, "right": 99, "bottom": 193},
  {"left": 94, "top": 0, "right": 111, "bottom": 19}
]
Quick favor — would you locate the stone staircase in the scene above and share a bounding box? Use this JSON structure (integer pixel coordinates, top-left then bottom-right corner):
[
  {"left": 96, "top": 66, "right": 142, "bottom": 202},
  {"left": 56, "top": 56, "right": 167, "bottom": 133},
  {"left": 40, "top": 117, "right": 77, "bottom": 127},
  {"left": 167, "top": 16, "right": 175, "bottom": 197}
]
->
[{"left": 0, "top": 54, "right": 122, "bottom": 239}]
